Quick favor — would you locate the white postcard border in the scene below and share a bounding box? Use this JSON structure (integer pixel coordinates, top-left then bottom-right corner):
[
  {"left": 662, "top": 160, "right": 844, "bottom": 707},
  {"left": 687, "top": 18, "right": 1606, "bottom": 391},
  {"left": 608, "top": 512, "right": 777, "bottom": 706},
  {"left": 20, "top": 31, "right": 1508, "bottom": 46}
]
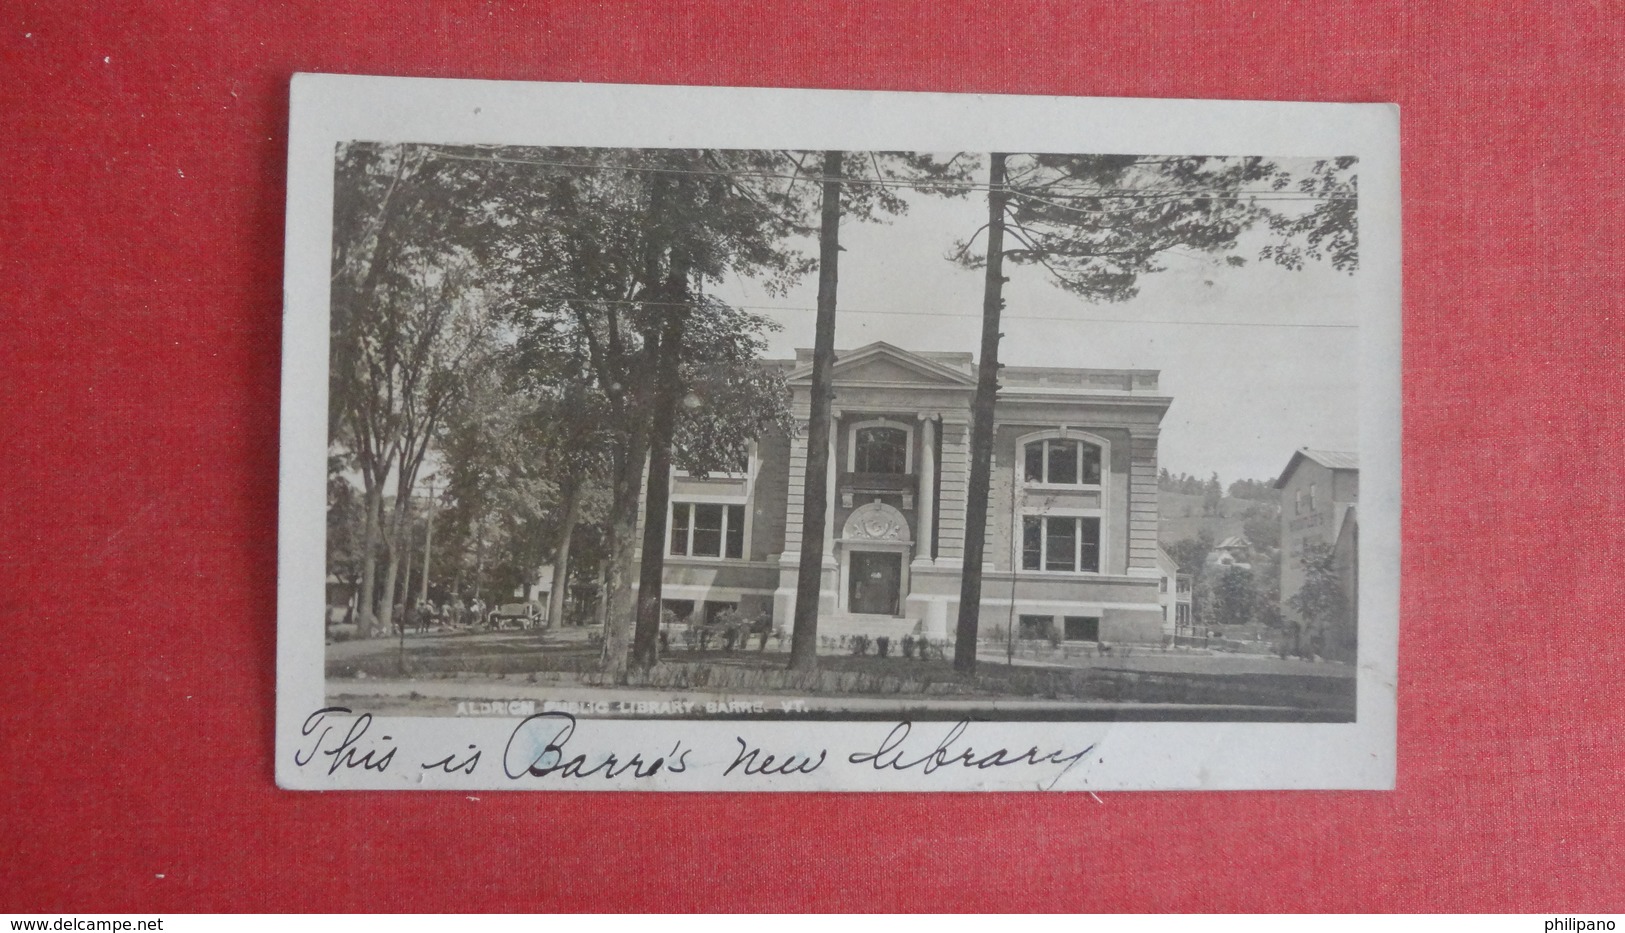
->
[{"left": 277, "top": 74, "right": 1400, "bottom": 791}]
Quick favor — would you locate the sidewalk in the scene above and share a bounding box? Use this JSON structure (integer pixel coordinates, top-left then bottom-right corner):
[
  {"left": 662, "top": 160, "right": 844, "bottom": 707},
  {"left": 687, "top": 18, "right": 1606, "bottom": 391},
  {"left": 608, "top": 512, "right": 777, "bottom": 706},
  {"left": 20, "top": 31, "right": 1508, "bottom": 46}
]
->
[{"left": 326, "top": 675, "right": 1347, "bottom": 722}]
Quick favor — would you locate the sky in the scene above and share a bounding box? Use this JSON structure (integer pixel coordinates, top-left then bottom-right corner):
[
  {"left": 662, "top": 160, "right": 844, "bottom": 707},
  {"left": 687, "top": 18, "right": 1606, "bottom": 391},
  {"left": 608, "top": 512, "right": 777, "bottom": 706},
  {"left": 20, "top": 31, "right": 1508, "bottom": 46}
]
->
[{"left": 719, "top": 184, "right": 1361, "bottom": 486}]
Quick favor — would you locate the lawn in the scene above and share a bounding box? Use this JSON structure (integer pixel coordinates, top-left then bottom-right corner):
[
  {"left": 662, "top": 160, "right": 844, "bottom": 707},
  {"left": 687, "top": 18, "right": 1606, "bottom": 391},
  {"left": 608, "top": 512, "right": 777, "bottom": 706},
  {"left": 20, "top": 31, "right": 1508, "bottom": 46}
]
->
[{"left": 326, "top": 628, "right": 1355, "bottom": 718}]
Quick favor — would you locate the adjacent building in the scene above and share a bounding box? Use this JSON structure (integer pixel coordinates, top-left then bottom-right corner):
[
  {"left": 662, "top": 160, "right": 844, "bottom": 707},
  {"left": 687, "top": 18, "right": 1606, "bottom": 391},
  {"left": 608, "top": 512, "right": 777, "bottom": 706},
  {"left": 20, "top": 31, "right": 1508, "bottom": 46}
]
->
[
  {"left": 1155, "top": 544, "right": 1188, "bottom": 637},
  {"left": 1273, "top": 447, "right": 1359, "bottom": 660},
  {"left": 641, "top": 342, "right": 1174, "bottom": 646}
]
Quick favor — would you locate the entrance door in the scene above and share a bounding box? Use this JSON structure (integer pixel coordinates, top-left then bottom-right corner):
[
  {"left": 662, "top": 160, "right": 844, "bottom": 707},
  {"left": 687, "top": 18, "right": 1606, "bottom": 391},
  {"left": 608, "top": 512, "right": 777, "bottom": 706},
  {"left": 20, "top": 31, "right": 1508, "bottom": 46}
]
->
[{"left": 848, "top": 551, "right": 902, "bottom": 615}]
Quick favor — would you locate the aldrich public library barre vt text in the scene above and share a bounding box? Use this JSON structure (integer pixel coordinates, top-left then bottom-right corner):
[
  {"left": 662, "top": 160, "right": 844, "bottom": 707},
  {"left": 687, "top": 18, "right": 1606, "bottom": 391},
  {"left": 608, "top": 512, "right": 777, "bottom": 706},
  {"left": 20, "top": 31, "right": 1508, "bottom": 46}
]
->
[{"left": 639, "top": 341, "right": 1180, "bottom": 646}]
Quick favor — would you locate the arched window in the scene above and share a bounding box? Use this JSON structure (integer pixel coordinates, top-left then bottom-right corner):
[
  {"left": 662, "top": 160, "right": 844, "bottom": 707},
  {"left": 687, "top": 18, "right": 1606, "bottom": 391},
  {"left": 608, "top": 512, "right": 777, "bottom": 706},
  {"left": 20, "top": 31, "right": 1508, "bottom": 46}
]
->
[
  {"left": 854, "top": 426, "right": 909, "bottom": 474},
  {"left": 1023, "top": 436, "right": 1103, "bottom": 486}
]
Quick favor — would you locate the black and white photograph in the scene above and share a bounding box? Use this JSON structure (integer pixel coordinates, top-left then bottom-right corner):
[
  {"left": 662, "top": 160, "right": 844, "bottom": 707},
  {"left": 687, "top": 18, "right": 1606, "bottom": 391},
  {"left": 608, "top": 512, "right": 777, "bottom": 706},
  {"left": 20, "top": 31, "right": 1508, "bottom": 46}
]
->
[{"left": 278, "top": 77, "right": 1400, "bottom": 790}]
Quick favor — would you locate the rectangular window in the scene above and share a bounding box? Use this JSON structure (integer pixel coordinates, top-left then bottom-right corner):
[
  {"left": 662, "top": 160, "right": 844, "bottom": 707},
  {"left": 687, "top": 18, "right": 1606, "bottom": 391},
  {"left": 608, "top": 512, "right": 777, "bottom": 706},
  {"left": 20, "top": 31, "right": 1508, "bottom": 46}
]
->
[
  {"left": 1025, "top": 443, "right": 1044, "bottom": 483},
  {"left": 1025, "top": 438, "right": 1103, "bottom": 485},
  {"left": 1063, "top": 616, "right": 1100, "bottom": 642},
  {"left": 1022, "top": 515, "right": 1102, "bottom": 573},
  {"left": 1079, "top": 517, "right": 1100, "bottom": 572},
  {"left": 855, "top": 426, "right": 908, "bottom": 474},
  {"left": 692, "top": 504, "right": 724, "bottom": 557},
  {"left": 1080, "top": 444, "right": 1101, "bottom": 485},
  {"left": 670, "top": 502, "right": 746, "bottom": 558},
  {"left": 725, "top": 504, "right": 745, "bottom": 559},
  {"left": 670, "top": 503, "right": 691, "bottom": 556},
  {"left": 1018, "top": 614, "right": 1052, "bottom": 640},
  {"left": 1045, "top": 516, "right": 1077, "bottom": 571},
  {"left": 1022, "top": 516, "right": 1043, "bottom": 570}
]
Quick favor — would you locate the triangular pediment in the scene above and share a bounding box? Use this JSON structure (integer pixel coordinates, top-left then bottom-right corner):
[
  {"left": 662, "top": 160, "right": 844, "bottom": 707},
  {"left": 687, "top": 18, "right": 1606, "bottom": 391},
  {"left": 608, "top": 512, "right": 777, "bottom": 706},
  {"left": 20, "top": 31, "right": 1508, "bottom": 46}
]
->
[{"left": 788, "top": 342, "right": 976, "bottom": 388}]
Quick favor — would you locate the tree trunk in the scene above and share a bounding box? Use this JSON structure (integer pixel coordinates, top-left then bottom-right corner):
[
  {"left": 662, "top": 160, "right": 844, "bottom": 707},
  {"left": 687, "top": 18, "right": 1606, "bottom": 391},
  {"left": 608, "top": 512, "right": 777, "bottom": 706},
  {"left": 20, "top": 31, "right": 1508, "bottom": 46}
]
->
[
  {"left": 601, "top": 431, "right": 650, "bottom": 677},
  {"left": 378, "top": 545, "right": 400, "bottom": 637},
  {"left": 595, "top": 560, "right": 609, "bottom": 630},
  {"left": 378, "top": 485, "right": 415, "bottom": 635},
  {"left": 954, "top": 152, "right": 1009, "bottom": 675},
  {"left": 356, "top": 481, "right": 382, "bottom": 638},
  {"left": 473, "top": 521, "right": 485, "bottom": 601},
  {"left": 789, "top": 150, "right": 844, "bottom": 672},
  {"left": 548, "top": 484, "right": 583, "bottom": 629},
  {"left": 631, "top": 252, "right": 692, "bottom": 670},
  {"left": 397, "top": 511, "right": 415, "bottom": 611}
]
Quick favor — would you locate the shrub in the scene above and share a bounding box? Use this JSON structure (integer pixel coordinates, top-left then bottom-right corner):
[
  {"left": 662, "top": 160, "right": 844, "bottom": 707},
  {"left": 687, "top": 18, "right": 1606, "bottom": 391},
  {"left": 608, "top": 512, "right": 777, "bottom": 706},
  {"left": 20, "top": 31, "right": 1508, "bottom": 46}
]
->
[
  {"left": 686, "top": 626, "right": 711, "bottom": 651},
  {"left": 850, "top": 634, "right": 872, "bottom": 656},
  {"left": 876, "top": 636, "right": 891, "bottom": 658},
  {"left": 901, "top": 634, "right": 916, "bottom": 659}
]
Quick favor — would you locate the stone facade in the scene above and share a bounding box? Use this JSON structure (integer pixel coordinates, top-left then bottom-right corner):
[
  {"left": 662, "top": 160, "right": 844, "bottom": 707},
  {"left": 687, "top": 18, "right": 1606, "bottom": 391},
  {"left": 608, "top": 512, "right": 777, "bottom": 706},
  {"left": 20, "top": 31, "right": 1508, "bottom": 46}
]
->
[{"left": 644, "top": 342, "right": 1174, "bottom": 645}]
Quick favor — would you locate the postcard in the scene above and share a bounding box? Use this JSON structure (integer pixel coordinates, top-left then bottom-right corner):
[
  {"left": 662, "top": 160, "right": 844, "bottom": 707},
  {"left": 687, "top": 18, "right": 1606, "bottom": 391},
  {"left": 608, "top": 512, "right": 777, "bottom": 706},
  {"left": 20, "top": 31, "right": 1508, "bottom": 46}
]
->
[{"left": 278, "top": 74, "right": 1400, "bottom": 790}]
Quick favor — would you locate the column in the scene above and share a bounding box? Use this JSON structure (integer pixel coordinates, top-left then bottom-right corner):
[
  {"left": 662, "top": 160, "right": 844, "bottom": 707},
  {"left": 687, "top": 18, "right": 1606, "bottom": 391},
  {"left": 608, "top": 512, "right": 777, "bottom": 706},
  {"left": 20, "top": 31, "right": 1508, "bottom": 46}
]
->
[{"left": 916, "top": 414, "right": 936, "bottom": 564}]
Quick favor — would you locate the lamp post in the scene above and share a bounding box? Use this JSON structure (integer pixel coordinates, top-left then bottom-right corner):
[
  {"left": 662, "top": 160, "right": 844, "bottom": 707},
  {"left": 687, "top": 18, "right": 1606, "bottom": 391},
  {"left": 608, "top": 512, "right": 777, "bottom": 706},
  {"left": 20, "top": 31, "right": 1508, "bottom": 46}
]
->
[{"left": 420, "top": 474, "right": 438, "bottom": 607}]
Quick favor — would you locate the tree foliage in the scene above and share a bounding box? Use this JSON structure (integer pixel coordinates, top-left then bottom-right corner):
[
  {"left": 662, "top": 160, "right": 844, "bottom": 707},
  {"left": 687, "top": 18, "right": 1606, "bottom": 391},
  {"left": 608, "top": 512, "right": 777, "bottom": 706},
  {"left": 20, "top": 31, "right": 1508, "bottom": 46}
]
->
[
  {"left": 1207, "top": 565, "right": 1261, "bottom": 629},
  {"left": 1259, "top": 157, "right": 1359, "bottom": 273},
  {"left": 955, "top": 155, "right": 1292, "bottom": 299},
  {"left": 1289, "top": 542, "right": 1347, "bottom": 633},
  {"left": 328, "top": 142, "right": 506, "bottom": 635},
  {"left": 1241, "top": 503, "right": 1282, "bottom": 552},
  {"left": 486, "top": 147, "right": 811, "bottom": 673},
  {"left": 1165, "top": 528, "right": 1216, "bottom": 577}
]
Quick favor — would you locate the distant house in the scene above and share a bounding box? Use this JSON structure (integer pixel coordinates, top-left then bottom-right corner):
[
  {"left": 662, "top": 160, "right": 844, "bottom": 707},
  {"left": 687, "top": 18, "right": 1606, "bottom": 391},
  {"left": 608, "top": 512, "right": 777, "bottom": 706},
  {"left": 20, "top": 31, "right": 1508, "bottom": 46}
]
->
[
  {"left": 1155, "top": 544, "right": 1191, "bottom": 638},
  {"left": 1173, "top": 572, "right": 1195, "bottom": 635},
  {"left": 1273, "top": 447, "right": 1358, "bottom": 660},
  {"left": 1208, "top": 534, "right": 1252, "bottom": 570}
]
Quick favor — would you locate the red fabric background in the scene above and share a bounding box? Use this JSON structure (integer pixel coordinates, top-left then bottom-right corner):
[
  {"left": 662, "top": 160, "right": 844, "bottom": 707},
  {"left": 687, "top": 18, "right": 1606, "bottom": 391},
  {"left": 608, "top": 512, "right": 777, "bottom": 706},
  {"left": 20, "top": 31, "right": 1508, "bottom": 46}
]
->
[{"left": 2, "top": 0, "right": 1621, "bottom": 913}]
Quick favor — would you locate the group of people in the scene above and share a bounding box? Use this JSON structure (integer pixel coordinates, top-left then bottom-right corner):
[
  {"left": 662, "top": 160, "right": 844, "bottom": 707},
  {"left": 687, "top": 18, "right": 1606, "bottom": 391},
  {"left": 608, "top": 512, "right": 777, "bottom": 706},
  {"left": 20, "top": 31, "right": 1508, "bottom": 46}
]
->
[{"left": 393, "top": 596, "right": 489, "bottom": 635}]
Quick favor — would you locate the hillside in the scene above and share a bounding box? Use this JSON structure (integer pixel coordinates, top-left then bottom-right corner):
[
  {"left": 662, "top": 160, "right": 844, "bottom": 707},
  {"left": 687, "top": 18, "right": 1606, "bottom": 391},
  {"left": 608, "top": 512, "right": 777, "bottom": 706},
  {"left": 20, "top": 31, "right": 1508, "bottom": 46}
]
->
[{"left": 1158, "top": 491, "right": 1274, "bottom": 549}]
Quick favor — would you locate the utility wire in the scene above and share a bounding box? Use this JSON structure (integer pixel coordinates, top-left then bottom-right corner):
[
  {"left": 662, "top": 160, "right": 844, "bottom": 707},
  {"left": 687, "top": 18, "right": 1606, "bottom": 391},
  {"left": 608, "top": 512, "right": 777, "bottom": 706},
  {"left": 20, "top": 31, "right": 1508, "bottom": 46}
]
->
[{"left": 522, "top": 295, "right": 1357, "bottom": 329}]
